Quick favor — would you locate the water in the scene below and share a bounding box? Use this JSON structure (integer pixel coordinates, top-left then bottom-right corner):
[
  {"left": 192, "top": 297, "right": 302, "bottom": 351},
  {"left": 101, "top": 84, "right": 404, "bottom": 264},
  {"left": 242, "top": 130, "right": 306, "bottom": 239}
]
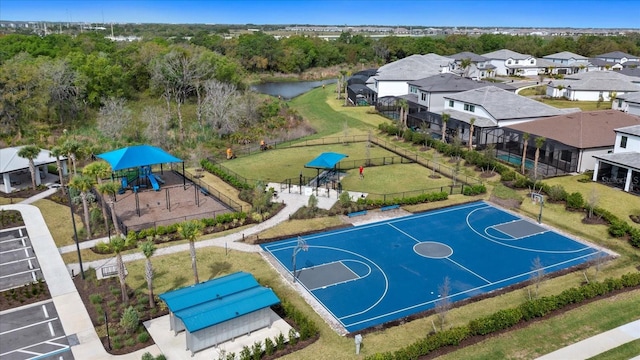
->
[{"left": 250, "top": 79, "right": 337, "bottom": 100}]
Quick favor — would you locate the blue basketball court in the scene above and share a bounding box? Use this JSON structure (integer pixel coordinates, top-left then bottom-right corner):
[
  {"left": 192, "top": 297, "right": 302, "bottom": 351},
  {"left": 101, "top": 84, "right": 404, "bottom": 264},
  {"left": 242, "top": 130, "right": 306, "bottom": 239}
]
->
[{"left": 261, "top": 201, "right": 600, "bottom": 333}]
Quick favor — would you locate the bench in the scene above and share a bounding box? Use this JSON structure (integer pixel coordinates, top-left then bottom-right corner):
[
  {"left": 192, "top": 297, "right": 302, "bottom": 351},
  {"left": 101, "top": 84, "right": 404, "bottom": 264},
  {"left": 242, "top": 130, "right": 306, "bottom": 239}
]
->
[
  {"left": 381, "top": 204, "right": 400, "bottom": 212},
  {"left": 347, "top": 210, "right": 368, "bottom": 218}
]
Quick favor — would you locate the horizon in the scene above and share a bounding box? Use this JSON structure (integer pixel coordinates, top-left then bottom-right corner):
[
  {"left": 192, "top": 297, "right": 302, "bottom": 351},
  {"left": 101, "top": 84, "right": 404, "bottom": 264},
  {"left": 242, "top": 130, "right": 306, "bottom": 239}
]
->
[{"left": 1, "top": 0, "right": 639, "bottom": 30}]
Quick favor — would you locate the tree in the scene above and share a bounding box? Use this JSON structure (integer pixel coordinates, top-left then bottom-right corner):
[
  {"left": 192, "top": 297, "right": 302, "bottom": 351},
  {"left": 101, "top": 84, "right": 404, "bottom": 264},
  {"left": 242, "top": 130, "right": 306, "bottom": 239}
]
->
[
  {"left": 110, "top": 235, "right": 130, "bottom": 302},
  {"left": 41, "top": 58, "right": 83, "bottom": 125},
  {"left": 435, "top": 276, "right": 451, "bottom": 331},
  {"left": 252, "top": 181, "right": 272, "bottom": 215},
  {"left": 97, "top": 97, "right": 131, "bottom": 140},
  {"left": 460, "top": 58, "right": 472, "bottom": 78},
  {"left": 141, "top": 105, "right": 170, "bottom": 147},
  {"left": 49, "top": 146, "right": 66, "bottom": 195},
  {"left": 521, "top": 133, "right": 530, "bottom": 175},
  {"left": 97, "top": 181, "right": 121, "bottom": 238},
  {"left": 398, "top": 99, "right": 409, "bottom": 134},
  {"left": 441, "top": 113, "right": 450, "bottom": 144},
  {"left": 178, "top": 220, "right": 203, "bottom": 284},
  {"left": 83, "top": 161, "right": 112, "bottom": 233},
  {"left": 61, "top": 138, "right": 82, "bottom": 175},
  {"left": 530, "top": 256, "right": 545, "bottom": 299},
  {"left": 586, "top": 187, "right": 599, "bottom": 219},
  {"left": 140, "top": 239, "right": 156, "bottom": 308},
  {"left": 468, "top": 117, "right": 476, "bottom": 151},
  {"left": 17, "top": 145, "right": 41, "bottom": 190},
  {"left": 533, "top": 136, "right": 546, "bottom": 179},
  {"left": 202, "top": 79, "right": 237, "bottom": 135},
  {"left": 68, "top": 174, "right": 94, "bottom": 239}
]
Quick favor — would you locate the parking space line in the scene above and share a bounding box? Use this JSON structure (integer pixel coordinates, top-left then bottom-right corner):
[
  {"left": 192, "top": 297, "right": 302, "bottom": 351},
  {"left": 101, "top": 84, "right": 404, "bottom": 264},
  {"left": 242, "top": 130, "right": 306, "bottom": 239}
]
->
[
  {"left": 0, "top": 317, "right": 58, "bottom": 336},
  {"left": 0, "top": 256, "right": 37, "bottom": 266},
  {"left": 0, "top": 236, "right": 29, "bottom": 244},
  {"left": 0, "top": 335, "right": 70, "bottom": 358},
  {"left": 42, "top": 304, "right": 49, "bottom": 318},
  {"left": 0, "top": 246, "right": 33, "bottom": 255},
  {"left": 48, "top": 322, "right": 55, "bottom": 336},
  {"left": 0, "top": 268, "right": 42, "bottom": 280}
]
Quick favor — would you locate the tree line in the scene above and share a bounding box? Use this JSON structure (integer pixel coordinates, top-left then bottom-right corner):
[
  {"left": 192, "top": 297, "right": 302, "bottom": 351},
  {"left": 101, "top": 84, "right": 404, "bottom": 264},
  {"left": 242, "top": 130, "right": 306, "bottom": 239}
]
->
[{"left": 1, "top": 31, "right": 639, "bottom": 148}]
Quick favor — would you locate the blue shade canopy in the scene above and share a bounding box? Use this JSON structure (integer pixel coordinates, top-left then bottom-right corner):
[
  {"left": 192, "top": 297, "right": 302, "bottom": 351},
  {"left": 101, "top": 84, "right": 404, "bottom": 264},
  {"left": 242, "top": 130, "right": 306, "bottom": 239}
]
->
[
  {"left": 96, "top": 145, "right": 182, "bottom": 171},
  {"left": 305, "top": 152, "right": 348, "bottom": 169}
]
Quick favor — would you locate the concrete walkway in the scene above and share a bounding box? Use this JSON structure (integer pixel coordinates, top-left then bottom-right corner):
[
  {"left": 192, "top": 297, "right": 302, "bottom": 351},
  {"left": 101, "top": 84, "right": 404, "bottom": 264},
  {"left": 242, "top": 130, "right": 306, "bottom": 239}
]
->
[{"left": 536, "top": 319, "right": 640, "bottom": 360}]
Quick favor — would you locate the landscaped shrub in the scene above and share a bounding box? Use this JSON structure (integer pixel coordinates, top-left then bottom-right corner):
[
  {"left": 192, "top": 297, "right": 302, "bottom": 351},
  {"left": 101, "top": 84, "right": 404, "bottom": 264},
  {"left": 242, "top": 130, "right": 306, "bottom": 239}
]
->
[
  {"left": 463, "top": 184, "right": 487, "bottom": 196},
  {"left": 137, "top": 332, "right": 150, "bottom": 343},
  {"left": 469, "top": 308, "right": 523, "bottom": 335},
  {"left": 500, "top": 170, "right": 517, "bottom": 182},
  {"left": 565, "top": 192, "right": 585, "bottom": 210},
  {"left": 120, "top": 306, "right": 139, "bottom": 334},
  {"left": 200, "top": 158, "right": 252, "bottom": 190},
  {"left": 545, "top": 184, "right": 568, "bottom": 202},
  {"left": 608, "top": 220, "right": 630, "bottom": 238},
  {"left": 629, "top": 228, "right": 640, "bottom": 247},
  {"left": 264, "top": 337, "right": 275, "bottom": 356}
]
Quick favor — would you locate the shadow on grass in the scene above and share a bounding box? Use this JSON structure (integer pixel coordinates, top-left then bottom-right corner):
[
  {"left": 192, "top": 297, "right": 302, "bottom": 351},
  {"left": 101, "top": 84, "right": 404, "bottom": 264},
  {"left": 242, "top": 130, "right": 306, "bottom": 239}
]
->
[{"left": 207, "top": 261, "right": 232, "bottom": 280}]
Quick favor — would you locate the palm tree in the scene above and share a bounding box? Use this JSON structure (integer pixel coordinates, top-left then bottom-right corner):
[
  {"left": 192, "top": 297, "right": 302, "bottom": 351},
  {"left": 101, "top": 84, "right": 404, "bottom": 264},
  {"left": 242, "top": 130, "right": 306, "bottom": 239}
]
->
[
  {"left": 110, "top": 235, "right": 129, "bottom": 303},
  {"left": 97, "top": 181, "right": 121, "bottom": 238},
  {"left": 533, "top": 137, "right": 546, "bottom": 180},
  {"left": 17, "top": 145, "right": 41, "bottom": 190},
  {"left": 62, "top": 139, "right": 82, "bottom": 175},
  {"left": 460, "top": 58, "right": 472, "bottom": 78},
  {"left": 398, "top": 99, "right": 409, "bottom": 137},
  {"left": 178, "top": 220, "right": 203, "bottom": 284},
  {"left": 140, "top": 239, "right": 156, "bottom": 308},
  {"left": 68, "top": 175, "right": 95, "bottom": 239},
  {"left": 521, "top": 133, "right": 530, "bottom": 175},
  {"left": 49, "top": 146, "right": 67, "bottom": 195},
  {"left": 441, "top": 113, "right": 450, "bottom": 144},
  {"left": 468, "top": 117, "right": 476, "bottom": 151},
  {"left": 83, "top": 161, "right": 112, "bottom": 234},
  {"left": 343, "top": 70, "right": 351, "bottom": 106}
]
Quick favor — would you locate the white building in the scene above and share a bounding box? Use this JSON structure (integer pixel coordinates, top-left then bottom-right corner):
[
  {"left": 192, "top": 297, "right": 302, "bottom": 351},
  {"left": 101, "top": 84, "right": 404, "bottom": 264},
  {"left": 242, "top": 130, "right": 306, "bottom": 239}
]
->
[
  {"left": 593, "top": 124, "right": 640, "bottom": 194},
  {"left": 368, "top": 54, "right": 451, "bottom": 98},
  {"left": 482, "top": 49, "right": 540, "bottom": 77}
]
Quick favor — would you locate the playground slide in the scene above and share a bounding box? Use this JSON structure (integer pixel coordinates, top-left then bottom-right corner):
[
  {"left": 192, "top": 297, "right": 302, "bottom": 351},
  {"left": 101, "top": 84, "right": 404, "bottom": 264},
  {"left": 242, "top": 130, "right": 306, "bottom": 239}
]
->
[{"left": 148, "top": 174, "right": 160, "bottom": 191}]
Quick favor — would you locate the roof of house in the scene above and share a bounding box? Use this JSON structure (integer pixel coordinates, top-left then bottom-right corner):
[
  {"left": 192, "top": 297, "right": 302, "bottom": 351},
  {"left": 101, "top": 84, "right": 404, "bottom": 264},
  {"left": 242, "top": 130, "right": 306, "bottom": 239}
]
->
[
  {"left": 505, "top": 110, "right": 640, "bottom": 149},
  {"left": 564, "top": 70, "right": 637, "bottom": 82},
  {"left": 0, "top": 146, "right": 66, "bottom": 174},
  {"left": 444, "top": 86, "right": 576, "bottom": 120},
  {"left": 442, "top": 109, "right": 497, "bottom": 128},
  {"left": 159, "top": 272, "right": 280, "bottom": 333},
  {"left": 407, "top": 73, "right": 515, "bottom": 92},
  {"left": 595, "top": 51, "right": 640, "bottom": 60},
  {"left": 447, "top": 52, "right": 489, "bottom": 62},
  {"left": 616, "top": 124, "right": 640, "bottom": 137},
  {"left": 594, "top": 152, "right": 640, "bottom": 170},
  {"left": 482, "top": 49, "right": 532, "bottom": 60},
  {"left": 619, "top": 68, "right": 640, "bottom": 78},
  {"left": 371, "top": 53, "right": 452, "bottom": 81},
  {"left": 588, "top": 58, "right": 621, "bottom": 67},
  {"left": 549, "top": 78, "right": 640, "bottom": 92},
  {"left": 543, "top": 51, "right": 589, "bottom": 61},
  {"left": 618, "top": 91, "right": 640, "bottom": 103}
]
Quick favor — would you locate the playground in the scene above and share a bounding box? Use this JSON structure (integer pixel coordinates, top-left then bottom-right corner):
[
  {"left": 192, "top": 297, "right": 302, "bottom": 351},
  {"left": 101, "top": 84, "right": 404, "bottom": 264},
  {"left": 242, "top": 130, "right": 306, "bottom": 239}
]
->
[
  {"left": 111, "top": 171, "right": 232, "bottom": 233},
  {"left": 262, "top": 201, "right": 602, "bottom": 333}
]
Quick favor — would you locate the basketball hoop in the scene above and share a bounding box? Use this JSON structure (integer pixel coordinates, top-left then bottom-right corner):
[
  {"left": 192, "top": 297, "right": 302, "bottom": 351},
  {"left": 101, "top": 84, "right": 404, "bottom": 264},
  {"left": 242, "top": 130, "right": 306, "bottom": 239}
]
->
[
  {"left": 292, "top": 237, "right": 308, "bottom": 283},
  {"left": 531, "top": 193, "right": 544, "bottom": 224}
]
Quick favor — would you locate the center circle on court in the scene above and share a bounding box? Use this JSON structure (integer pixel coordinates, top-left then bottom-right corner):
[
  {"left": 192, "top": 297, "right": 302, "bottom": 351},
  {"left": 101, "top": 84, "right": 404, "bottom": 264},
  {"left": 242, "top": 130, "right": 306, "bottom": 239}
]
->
[{"left": 414, "top": 241, "right": 453, "bottom": 259}]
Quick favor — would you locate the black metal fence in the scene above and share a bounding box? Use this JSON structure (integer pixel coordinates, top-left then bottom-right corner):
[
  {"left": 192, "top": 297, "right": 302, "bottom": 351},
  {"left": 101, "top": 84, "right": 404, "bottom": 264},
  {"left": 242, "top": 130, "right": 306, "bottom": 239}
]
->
[
  {"left": 182, "top": 169, "right": 245, "bottom": 213},
  {"left": 122, "top": 209, "right": 231, "bottom": 235},
  {"left": 366, "top": 184, "right": 466, "bottom": 202}
]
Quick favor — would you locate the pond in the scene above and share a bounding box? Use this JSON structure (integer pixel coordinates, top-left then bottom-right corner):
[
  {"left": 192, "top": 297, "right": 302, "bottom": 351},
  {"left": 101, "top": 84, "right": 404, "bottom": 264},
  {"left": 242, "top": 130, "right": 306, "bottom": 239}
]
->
[{"left": 250, "top": 79, "right": 337, "bottom": 100}]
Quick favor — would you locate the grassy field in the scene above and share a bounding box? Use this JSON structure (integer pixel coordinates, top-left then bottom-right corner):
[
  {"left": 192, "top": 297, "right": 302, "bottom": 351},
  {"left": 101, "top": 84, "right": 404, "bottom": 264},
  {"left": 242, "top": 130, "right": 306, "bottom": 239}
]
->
[{"left": 537, "top": 98, "right": 612, "bottom": 111}]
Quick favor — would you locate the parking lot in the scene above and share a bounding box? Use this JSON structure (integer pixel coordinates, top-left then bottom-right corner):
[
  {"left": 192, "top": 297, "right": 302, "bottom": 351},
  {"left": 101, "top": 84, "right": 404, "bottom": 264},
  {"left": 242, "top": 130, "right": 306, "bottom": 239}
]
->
[
  {"left": 0, "top": 300, "right": 74, "bottom": 359},
  {"left": 0, "top": 227, "right": 43, "bottom": 291},
  {"left": 0, "top": 227, "right": 75, "bottom": 359}
]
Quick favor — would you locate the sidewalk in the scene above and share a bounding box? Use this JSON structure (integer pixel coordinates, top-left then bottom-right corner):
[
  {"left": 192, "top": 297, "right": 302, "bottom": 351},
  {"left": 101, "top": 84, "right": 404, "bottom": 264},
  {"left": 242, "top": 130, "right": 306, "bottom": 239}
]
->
[{"left": 536, "top": 319, "right": 640, "bottom": 360}]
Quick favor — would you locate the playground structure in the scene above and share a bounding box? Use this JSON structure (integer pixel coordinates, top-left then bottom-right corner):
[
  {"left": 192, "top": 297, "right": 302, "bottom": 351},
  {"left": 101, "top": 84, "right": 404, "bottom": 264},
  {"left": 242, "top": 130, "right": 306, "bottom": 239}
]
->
[{"left": 117, "top": 165, "right": 165, "bottom": 194}]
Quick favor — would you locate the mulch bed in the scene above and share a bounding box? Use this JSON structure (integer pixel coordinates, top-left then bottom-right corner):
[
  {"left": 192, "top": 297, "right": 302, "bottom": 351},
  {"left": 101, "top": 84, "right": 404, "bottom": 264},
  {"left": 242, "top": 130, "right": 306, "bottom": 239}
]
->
[{"left": 0, "top": 281, "right": 51, "bottom": 311}]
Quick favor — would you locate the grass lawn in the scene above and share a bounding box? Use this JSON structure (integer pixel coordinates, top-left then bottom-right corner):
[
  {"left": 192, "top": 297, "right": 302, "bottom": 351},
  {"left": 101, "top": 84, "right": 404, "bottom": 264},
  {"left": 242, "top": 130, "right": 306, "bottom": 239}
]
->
[
  {"left": 222, "top": 142, "right": 400, "bottom": 182},
  {"left": 340, "top": 163, "right": 453, "bottom": 195},
  {"left": 536, "top": 98, "right": 612, "bottom": 111},
  {"left": 32, "top": 199, "right": 85, "bottom": 247}
]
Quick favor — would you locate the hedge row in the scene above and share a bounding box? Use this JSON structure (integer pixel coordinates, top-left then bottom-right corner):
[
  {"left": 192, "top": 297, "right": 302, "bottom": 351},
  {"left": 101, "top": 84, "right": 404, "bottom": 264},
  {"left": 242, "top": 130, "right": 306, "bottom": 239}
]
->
[
  {"left": 356, "top": 191, "right": 449, "bottom": 208},
  {"left": 463, "top": 184, "right": 487, "bottom": 196},
  {"left": 200, "top": 158, "right": 252, "bottom": 190},
  {"left": 280, "top": 299, "right": 319, "bottom": 341},
  {"left": 364, "top": 273, "right": 640, "bottom": 360}
]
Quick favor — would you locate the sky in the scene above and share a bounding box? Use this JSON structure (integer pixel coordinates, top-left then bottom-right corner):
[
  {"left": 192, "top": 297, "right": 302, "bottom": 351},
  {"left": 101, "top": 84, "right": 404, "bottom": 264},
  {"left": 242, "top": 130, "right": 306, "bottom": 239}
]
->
[{"left": 1, "top": 0, "right": 639, "bottom": 29}]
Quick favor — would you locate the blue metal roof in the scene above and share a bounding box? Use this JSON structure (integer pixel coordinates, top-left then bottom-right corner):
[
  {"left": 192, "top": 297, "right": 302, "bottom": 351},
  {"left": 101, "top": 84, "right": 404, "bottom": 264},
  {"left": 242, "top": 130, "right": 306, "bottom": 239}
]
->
[
  {"left": 96, "top": 145, "right": 182, "bottom": 171},
  {"left": 305, "top": 152, "right": 348, "bottom": 169},
  {"left": 159, "top": 272, "right": 258, "bottom": 312},
  {"left": 176, "top": 286, "right": 280, "bottom": 332},
  {"left": 159, "top": 272, "right": 280, "bottom": 333}
]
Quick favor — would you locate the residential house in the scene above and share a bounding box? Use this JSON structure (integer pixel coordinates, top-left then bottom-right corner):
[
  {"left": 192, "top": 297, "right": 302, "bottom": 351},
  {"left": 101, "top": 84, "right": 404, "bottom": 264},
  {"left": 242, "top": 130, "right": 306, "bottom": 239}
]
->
[
  {"left": 588, "top": 57, "right": 624, "bottom": 71},
  {"left": 446, "top": 52, "right": 496, "bottom": 80},
  {"left": 594, "top": 51, "right": 640, "bottom": 65},
  {"left": 346, "top": 68, "right": 378, "bottom": 106},
  {"left": 367, "top": 54, "right": 451, "bottom": 98},
  {"left": 613, "top": 92, "right": 640, "bottom": 115},
  {"left": 546, "top": 70, "right": 640, "bottom": 101},
  {"left": 502, "top": 111, "right": 640, "bottom": 177},
  {"left": 482, "top": 49, "right": 539, "bottom": 76},
  {"left": 542, "top": 51, "right": 590, "bottom": 75},
  {"left": 407, "top": 86, "right": 579, "bottom": 147},
  {"left": 592, "top": 124, "right": 640, "bottom": 194}
]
